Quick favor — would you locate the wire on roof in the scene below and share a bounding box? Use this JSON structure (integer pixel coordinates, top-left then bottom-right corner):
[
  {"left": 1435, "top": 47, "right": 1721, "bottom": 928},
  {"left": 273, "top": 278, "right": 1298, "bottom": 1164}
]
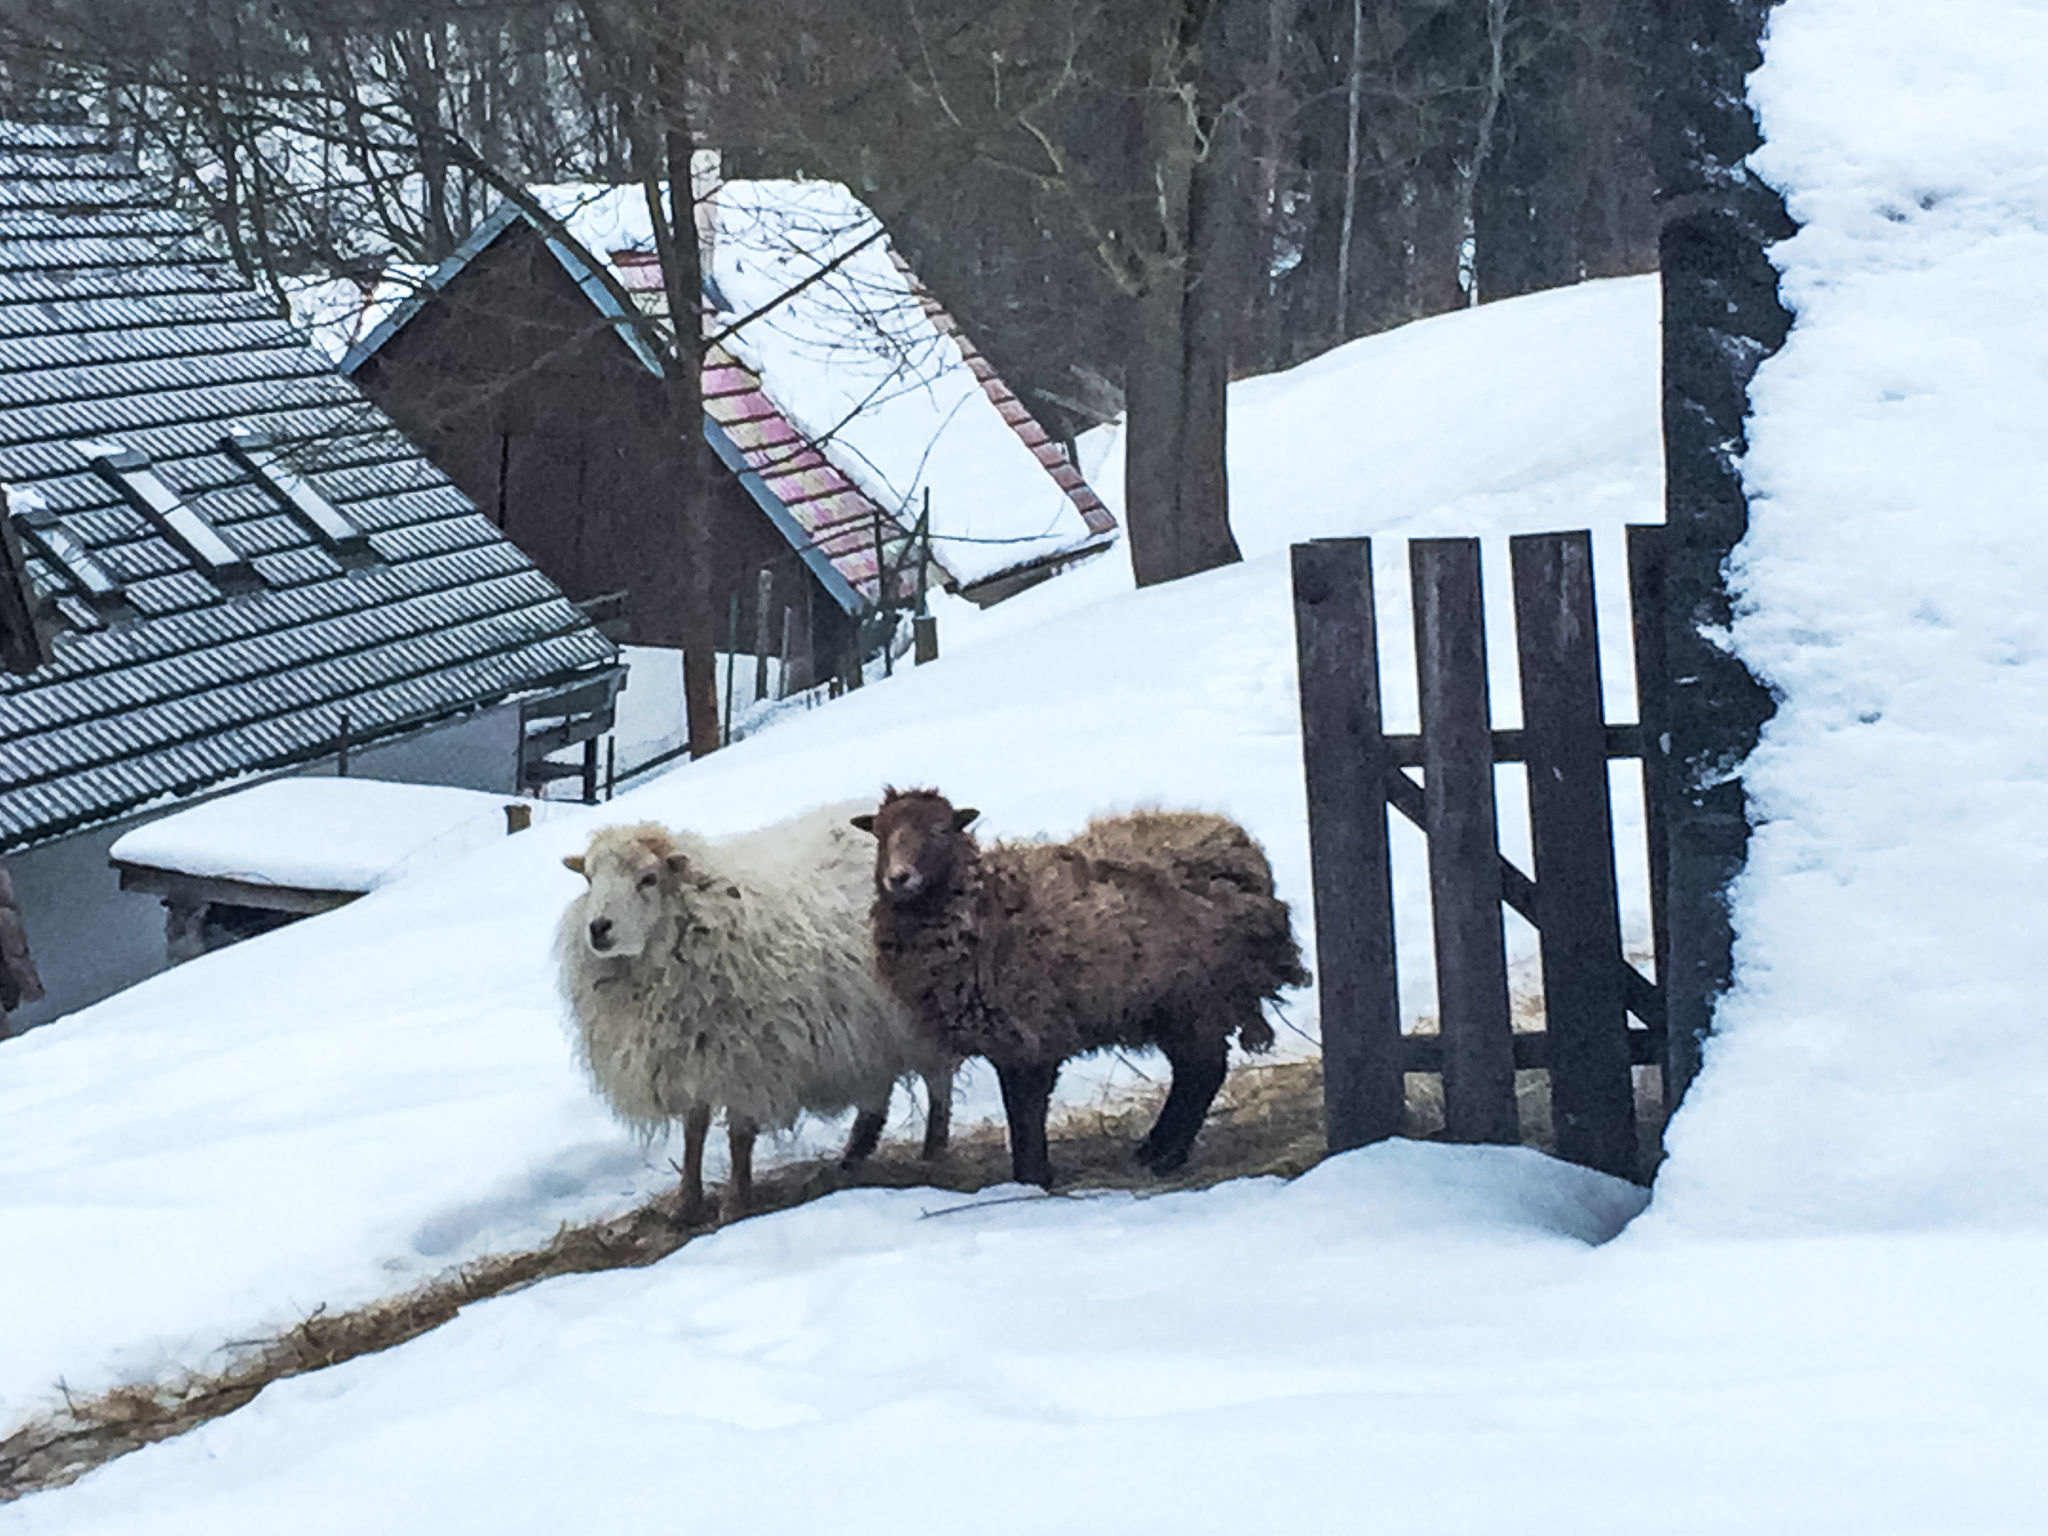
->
[
  {"left": 223, "top": 433, "right": 373, "bottom": 564},
  {"left": 87, "top": 448, "right": 261, "bottom": 590}
]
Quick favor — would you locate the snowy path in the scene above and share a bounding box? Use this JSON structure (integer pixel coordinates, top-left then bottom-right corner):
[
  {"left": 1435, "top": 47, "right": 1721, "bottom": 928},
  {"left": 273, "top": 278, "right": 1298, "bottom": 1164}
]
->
[{"left": 8, "top": 1151, "right": 2045, "bottom": 1533}]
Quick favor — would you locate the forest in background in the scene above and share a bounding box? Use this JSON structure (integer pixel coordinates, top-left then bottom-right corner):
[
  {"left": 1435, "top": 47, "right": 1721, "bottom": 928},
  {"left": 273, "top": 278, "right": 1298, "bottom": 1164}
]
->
[{"left": 0, "top": 0, "right": 1656, "bottom": 433}]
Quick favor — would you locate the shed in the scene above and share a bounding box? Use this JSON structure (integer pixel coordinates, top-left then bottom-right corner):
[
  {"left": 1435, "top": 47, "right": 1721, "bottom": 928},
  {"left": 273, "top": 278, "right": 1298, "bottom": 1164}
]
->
[
  {"left": 337, "top": 173, "right": 1117, "bottom": 665},
  {"left": 0, "top": 121, "right": 623, "bottom": 1030}
]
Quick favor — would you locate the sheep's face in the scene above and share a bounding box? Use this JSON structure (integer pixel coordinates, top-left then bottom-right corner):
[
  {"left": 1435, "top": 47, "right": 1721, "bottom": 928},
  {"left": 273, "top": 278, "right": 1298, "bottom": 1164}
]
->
[
  {"left": 853, "top": 789, "right": 978, "bottom": 907},
  {"left": 562, "top": 828, "right": 686, "bottom": 959}
]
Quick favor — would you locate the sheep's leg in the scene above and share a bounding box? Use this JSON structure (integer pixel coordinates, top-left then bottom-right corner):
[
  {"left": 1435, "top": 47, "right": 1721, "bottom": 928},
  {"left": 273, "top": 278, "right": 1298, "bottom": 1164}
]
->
[
  {"left": 1136, "top": 1037, "right": 1229, "bottom": 1175},
  {"left": 676, "top": 1103, "right": 715, "bottom": 1225},
  {"left": 842, "top": 1100, "right": 888, "bottom": 1168},
  {"left": 996, "top": 1060, "right": 1060, "bottom": 1188},
  {"left": 727, "top": 1115, "right": 758, "bottom": 1215},
  {"left": 919, "top": 1066, "right": 954, "bottom": 1160}
]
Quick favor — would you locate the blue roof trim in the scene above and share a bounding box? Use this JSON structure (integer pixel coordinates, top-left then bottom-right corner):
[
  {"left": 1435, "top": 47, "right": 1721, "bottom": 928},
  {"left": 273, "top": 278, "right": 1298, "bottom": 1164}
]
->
[
  {"left": 341, "top": 200, "right": 670, "bottom": 380},
  {"left": 704, "top": 417, "right": 863, "bottom": 615},
  {"left": 532, "top": 229, "right": 668, "bottom": 377}
]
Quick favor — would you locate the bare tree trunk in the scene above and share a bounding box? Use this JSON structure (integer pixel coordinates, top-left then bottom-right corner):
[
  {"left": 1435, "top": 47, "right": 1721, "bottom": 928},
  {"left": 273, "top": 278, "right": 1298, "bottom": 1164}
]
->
[
  {"left": 1121, "top": 0, "right": 1248, "bottom": 590},
  {"left": 591, "top": 0, "right": 722, "bottom": 759},
  {"left": 1334, "top": 0, "right": 1364, "bottom": 338},
  {"left": 642, "top": 130, "right": 723, "bottom": 760},
  {"left": 1457, "top": 0, "right": 1511, "bottom": 307}
]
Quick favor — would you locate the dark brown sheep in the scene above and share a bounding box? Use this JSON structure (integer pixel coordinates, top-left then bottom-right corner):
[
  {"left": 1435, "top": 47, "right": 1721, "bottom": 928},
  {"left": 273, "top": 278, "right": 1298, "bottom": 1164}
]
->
[{"left": 854, "top": 788, "right": 1309, "bottom": 1187}]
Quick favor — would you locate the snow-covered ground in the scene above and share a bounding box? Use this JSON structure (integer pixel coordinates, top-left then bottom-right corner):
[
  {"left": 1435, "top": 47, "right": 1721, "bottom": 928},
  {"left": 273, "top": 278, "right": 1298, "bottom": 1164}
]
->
[
  {"left": 1644, "top": 0, "right": 2048, "bottom": 1241},
  {"left": 17, "top": 1151, "right": 2044, "bottom": 1535},
  {"left": 8, "top": 9, "right": 2048, "bottom": 1508}
]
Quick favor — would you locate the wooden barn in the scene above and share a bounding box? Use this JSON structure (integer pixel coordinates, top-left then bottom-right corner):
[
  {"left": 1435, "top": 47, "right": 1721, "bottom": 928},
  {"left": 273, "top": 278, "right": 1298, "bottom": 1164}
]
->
[
  {"left": 0, "top": 122, "right": 622, "bottom": 1030},
  {"left": 337, "top": 174, "right": 1117, "bottom": 667}
]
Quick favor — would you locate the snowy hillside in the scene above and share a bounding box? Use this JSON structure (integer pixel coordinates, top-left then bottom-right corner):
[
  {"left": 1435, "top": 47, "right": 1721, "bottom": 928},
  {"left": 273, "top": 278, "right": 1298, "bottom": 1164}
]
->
[{"left": 1649, "top": 0, "right": 2048, "bottom": 1236}]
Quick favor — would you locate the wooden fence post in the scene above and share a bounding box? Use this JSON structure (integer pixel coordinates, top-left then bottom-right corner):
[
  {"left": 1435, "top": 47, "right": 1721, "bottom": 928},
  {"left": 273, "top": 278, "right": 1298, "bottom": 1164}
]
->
[
  {"left": 1627, "top": 524, "right": 1674, "bottom": 1099},
  {"left": 721, "top": 590, "right": 740, "bottom": 745},
  {"left": 790, "top": 585, "right": 815, "bottom": 696},
  {"left": 1411, "top": 538, "right": 1518, "bottom": 1143},
  {"left": 1291, "top": 538, "right": 1403, "bottom": 1151},
  {"left": 1511, "top": 532, "right": 1637, "bottom": 1178},
  {"left": 778, "top": 604, "right": 796, "bottom": 700},
  {"left": 753, "top": 568, "right": 774, "bottom": 703}
]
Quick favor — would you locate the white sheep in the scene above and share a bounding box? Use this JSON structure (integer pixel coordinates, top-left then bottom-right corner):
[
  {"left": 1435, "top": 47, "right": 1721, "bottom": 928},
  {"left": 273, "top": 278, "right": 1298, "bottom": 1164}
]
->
[{"left": 557, "top": 801, "right": 955, "bottom": 1221}]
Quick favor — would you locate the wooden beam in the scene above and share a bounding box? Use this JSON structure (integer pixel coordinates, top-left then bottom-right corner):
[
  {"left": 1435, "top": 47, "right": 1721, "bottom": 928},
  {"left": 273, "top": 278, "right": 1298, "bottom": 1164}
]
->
[
  {"left": 1383, "top": 764, "right": 1663, "bottom": 1032},
  {"left": 1400, "top": 1028, "right": 1663, "bottom": 1073},
  {"left": 1381, "top": 723, "right": 1646, "bottom": 767},
  {"left": 113, "top": 862, "right": 360, "bottom": 916}
]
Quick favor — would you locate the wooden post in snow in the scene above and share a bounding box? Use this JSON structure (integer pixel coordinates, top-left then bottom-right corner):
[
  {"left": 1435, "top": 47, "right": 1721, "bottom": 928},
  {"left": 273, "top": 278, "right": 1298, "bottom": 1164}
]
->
[
  {"left": 1411, "top": 538, "right": 1517, "bottom": 1144},
  {"left": 778, "top": 605, "right": 796, "bottom": 700},
  {"left": 753, "top": 568, "right": 774, "bottom": 703},
  {"left": 1290, "top": 538, "right": 1403, "bottom": 1151},
  {"left": 721, "top": 590, "right": 740, "bottom": 746},
  {"left": 1511, "top": 532, "right": 1636, "bottom": 1178}
]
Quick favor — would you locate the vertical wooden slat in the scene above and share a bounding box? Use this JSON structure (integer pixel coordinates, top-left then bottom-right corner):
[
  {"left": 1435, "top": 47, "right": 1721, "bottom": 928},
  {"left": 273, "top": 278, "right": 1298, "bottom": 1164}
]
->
[
  {"left": 1292, "top": 539, "right": 1404, "bottom": 1151},
  {"left": 1627, "top": 525, "right": 1673, "bottom": 1066},
  {"left": 1411, "top": 538, "right": 1518, "bottom": 1143},
  {"left": 1511, "top": 532, "right": 1638, "bottom": 1178}
]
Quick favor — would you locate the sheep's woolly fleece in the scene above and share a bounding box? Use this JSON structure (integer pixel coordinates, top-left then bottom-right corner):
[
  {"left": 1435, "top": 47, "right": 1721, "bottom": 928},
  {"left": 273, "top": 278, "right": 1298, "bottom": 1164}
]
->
[{"left": 556, "top": 801, "right": 936, "bottom": 1133}]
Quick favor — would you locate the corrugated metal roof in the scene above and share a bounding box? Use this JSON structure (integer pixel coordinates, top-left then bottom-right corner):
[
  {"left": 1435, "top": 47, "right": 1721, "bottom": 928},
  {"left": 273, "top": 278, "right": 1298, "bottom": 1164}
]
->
[{"left": 0, "top": 124, "right": 618, "bottom": 852}]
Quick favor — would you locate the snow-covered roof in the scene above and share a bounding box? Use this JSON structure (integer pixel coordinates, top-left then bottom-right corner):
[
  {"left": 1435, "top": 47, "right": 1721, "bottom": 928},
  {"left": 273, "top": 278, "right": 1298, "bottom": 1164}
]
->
[
  {"left": 283, "top": 267, "right": 434, "bottom": 366},
  {"left": 109, "top": 777, "right": 552, "bottom": 895},
  {"left": 340, "top": 177, "right": 1115, "bottom": 597}
]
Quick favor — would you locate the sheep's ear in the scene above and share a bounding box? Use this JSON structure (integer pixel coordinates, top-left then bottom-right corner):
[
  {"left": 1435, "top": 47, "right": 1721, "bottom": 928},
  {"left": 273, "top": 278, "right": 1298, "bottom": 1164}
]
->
[
  {"left": 665, "top": 853, "right": 690, "bottom": 875},
  {"left": 850, "top": 813, "right": 877, "bottom": 834},
  {"left": 561, "top": 854, "right": 586, "bottom": 876},
  {"left": 951, "top": 807, "right": 980, "bottom": 832}
]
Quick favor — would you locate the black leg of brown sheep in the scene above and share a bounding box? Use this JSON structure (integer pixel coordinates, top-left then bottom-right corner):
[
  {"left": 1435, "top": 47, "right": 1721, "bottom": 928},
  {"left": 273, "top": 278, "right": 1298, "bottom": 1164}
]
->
[
  {"left": 920, "top": 1067, "right": 953, "bottom": 1160},
  {"left": 996, "top": 1060, "right": 1060, "bottom": 1188},
  {"left": 677, "top": 1103, "right": 715, "bottom": 1226},
  {"left": 728, "top": 1115, "right": 758, "bottom": 1215},
  {"left": 1135, "top": 1037, "right": 1229, "bottom": 1175},
  {"left": 842, "top": 1104, "right": 887, "bottom": 1168}
]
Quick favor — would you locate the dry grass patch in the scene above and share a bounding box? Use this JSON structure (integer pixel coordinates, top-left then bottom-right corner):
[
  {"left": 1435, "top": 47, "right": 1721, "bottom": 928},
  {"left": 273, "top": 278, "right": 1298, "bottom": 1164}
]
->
[{"left": 0, "top": 1060, "right": 1327, "bottom": 1502}]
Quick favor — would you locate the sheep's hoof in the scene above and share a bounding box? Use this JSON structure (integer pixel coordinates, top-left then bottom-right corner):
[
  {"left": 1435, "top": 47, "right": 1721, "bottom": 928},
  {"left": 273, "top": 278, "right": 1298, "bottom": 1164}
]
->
[
  {"left": 1135, "top": 1140, "right": 1190, "bottom": 1176},
  {"left": 672, "top": 1193, "right": 721, "bottom": 1230}
]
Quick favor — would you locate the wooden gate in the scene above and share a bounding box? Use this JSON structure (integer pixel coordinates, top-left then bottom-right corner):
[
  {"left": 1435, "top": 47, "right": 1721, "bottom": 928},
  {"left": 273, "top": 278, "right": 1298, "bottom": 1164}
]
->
[{"left": 1290, "top": 528, "right": 1671, "bottom": 1180}]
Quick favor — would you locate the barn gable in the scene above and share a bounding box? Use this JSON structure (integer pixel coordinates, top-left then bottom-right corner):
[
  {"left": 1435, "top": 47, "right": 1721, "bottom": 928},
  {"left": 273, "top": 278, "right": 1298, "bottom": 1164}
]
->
[{"left": 340, "top": 177, "right": 1118, "bottom": 611}]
